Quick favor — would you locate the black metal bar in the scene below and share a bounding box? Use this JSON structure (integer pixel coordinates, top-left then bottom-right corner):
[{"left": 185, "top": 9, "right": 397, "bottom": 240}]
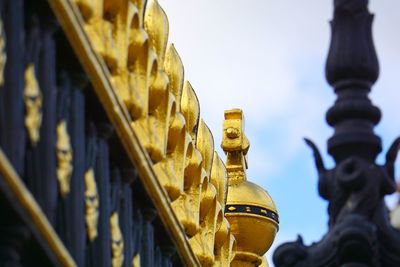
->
[{"left": 273, "top": 1, "right": 400, "bottom": 266}]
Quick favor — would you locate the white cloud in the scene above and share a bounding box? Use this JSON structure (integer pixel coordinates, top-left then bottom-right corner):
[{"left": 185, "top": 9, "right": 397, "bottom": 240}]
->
[{"left": 159, "top": 0, "right": 335, "bottom": 179}]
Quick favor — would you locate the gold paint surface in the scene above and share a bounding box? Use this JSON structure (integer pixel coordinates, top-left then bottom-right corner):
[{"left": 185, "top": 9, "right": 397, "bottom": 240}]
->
[
  {"left": 132, "top": 254, "right": 141, "bottom": 267},
  {"left": 48, "top": 0, "right": 246, "bottom": 265},
  {"left": 84, "top": 168, "right": 99, "bottom": 241},
  {"left": 47, "top": 0, "right": 200, "bottom": 264},
  {"left": 56, "top": 120, "right": 73, "bottom": 197},
  {"left": 24, "top": 64, "right": 42, "bottom": 145},
  {"left": 260, "top": 256, "right": 269, "bottom": 267},
  {"left": 222, "top": 109, "right": 278, "bottom": 267},
  {"left": 181, "top": 81, "right": 200, "bottom": 141},
  {"left": 110, "top": 212, "right": 124, "bottom": 267}
]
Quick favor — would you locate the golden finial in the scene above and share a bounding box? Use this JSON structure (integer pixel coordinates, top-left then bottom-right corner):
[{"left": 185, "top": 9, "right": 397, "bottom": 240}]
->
[
  {"left": 222, "top": 109, "right": 249, "bottom": 185},
  {"left": 222, "top": 109, "right": 278, "bottom": 267}
]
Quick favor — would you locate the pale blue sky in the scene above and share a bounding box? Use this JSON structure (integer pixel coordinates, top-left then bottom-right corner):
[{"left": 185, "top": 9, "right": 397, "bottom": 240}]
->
[{"left": 158, "top": 1, "right": 400, "bottom": 265}]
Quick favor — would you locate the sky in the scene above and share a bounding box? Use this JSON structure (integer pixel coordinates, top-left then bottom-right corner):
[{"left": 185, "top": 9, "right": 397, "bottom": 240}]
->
[{"left": 158, "top": 1, "right": 400, "bottom": 265}]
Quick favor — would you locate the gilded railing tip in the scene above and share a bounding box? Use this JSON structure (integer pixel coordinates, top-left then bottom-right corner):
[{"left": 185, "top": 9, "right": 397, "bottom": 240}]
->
[{"left": 223, "top": 109, "right": 278, "bottom": 267}]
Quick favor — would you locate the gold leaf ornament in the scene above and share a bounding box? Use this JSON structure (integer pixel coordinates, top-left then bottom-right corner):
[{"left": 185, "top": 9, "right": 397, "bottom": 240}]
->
[
  {"left": 56, "top": 120, "right": 73, "bottom": 197},
  {"left": 164, "top": 44, "right": 184, "bottom": 108},
  {"left": 110, "top": 212, "right": 124, "bottom": 267},
  {"left": 24, "top": 64, "right": 43, "bottom": 145},
  {"left": 84, "top": 168, "right": 99, "bottom": 241}
]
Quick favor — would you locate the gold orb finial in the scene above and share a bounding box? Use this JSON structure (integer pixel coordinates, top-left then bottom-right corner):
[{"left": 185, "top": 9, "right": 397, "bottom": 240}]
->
[{"left": 222, "top": 109, "right": 279, "bottom": 267}]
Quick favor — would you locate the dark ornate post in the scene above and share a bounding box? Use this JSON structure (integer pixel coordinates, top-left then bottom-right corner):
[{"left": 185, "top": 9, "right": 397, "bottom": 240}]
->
[{"left": 273, "top": 0, "right": 400, "bottom": 266}]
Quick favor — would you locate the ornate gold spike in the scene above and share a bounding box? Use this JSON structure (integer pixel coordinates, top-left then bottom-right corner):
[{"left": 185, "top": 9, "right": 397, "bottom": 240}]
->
[
  {"left": 190, "top": 180, "right": 221, "bottom": 266},
  {"left": 136, "top": 0, "right": 171, "bottom": 162},
  {"left": 210, "top": 153, "right": 228, "bottom": 208},
  {"left": 199, "top": 178, "right": 217, "bottom": 220},
  {"left": 127, "top": 1, "right": 155, "bottom": 118},
  {"left": 187, "top": 120, "right": 222, "bottom": 266},
  {"left": 189, "top": 229, "right": 214, "bottom": 266},
  {"left": 191, "top": 150, "right": 233, "bottom": 267},
  {"left": 170, "top": 140, "right": 202, "bottom": 236},
  {"left": 142, "top": 68, "right": 175, "bottom": 164},
  {"left": 165, "top": 126, "right": 201, "bottom": 234},
  {"left": 0, "top": 19, "right": 6, "bottom": 86},
  {"left": 126, "top": 41, "right": 155, "bottom": 119},
  {"left": 24, "top": 64, "right": 42, "bottom": 145},
  {"left": 166, "top": 112, "right": 188, "bottom": 169},
  {"left": 84, "top": 168, "right": 99, "bottom": 241},
  {"left": 144, "top": 0, "right": 169, "bottom": 65},
  {"left": 50, "top": 0, "right": 201, "bottom": 265},
  {"left": 144, "top": 0, "right": 169, "bottom": 110},
  {"left": 196, "top": 120, "right": 214, "bottom": 177},
  {"left": 164, "top": 44, "right": 184, "bottom": 108},
  {"left": 139, "top": 86, "right": 172, "bottom": 162},
  {"left": 214, "top": 216, "right": 230, "bottom": 247},
  {"left": 110, "top": 212, "right": 124, "bottom": 267},
  {"left": 214, "top": 217, "right": 236, "bottom": 267},
  {"left": 152, "top": 97, "right": 188, "bottom": 199},
  {"left": 106, "top": 1, "right": 146, "bottom": 117},
  {"left": 56, "top": 120, "right": 73, "bottom": 197},
  {"left": 181, "top": 81, "right": 200, "bottom": 141},
  {"left": 52, "top": 1, "right": 249, "bottom": 265},
  {"left": 123, "top": 0, "right": 171, "bottom": 162},
  {"left": 211, "top": 153, "right": 236, "bottom": 266}
]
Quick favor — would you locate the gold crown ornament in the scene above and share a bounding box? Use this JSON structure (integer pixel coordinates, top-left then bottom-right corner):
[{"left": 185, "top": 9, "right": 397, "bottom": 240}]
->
[{"left": 222, "top": 109, "right": 279, "bottom": 267}]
